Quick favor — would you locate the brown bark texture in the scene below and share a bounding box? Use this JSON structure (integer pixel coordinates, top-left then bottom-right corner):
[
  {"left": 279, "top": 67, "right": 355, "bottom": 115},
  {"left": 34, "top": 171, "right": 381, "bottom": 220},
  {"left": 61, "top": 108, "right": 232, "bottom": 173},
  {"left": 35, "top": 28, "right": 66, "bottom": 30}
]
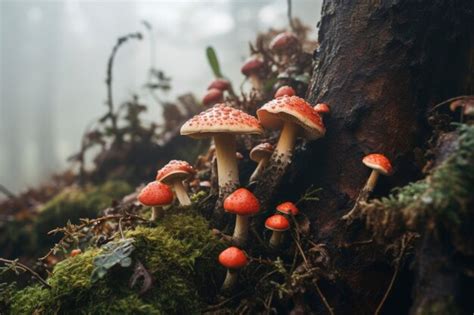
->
[{"left": 269, "top": 0, "right": 474, "bottom": 314}]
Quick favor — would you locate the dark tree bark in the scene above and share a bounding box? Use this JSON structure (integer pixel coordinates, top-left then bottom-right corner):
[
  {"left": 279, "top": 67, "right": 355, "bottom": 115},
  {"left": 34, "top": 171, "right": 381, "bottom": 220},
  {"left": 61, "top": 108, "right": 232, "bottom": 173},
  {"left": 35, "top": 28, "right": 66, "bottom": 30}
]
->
[{"left": 276, "top": 1, "right": 474, "bottom": 314}]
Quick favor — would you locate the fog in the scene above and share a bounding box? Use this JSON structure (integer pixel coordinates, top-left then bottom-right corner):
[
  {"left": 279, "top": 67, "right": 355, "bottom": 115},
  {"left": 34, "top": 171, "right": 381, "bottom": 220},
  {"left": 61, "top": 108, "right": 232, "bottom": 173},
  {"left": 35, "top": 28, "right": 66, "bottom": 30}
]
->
[{"left": 0, "top": 0, "right": 321, "bottom": 194}]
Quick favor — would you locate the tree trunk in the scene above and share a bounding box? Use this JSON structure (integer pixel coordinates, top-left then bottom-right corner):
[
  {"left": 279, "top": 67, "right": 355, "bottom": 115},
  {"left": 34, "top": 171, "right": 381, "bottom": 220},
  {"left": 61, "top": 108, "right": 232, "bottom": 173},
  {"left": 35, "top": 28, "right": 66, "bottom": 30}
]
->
[{"left": 279, "top": 0, "right": 474, "bottom": 314}]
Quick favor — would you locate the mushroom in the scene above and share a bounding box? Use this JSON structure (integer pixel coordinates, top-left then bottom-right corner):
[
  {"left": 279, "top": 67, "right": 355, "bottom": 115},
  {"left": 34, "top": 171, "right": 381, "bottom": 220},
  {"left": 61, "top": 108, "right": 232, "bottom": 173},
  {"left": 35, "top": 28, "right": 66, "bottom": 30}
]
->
[
  {"left": 265, "top": 214, "right": 290, "bottom": 248},
  {"left": 138, "top": 181, "right": 174, "bottom": 221},
  {"left": 269, "top": 32, "right": 300, "bottom": 63},
  {"left": 202, "top": 88, "right": 224, "bottom": 107},
  {"left": 224, "top": 188, "right": 260, "bottom": 246},
  {"left": 249, "top": 142, "right": 274, "bottom": 183},
  {"left": 342, "top": 153, "right": 393, "bottom": 220},
  {"left": 276, "top": 201, "right": 299, "bottom": 217},
  {"left": 450, "top": 98, "right": 474, "bottom": 122},
  {"left": 241, "top": 56, "right": 264, "bottom": 91},
  {"left": 181, "top": 104, "right": 263, "bottom": 202},
  {"left": 257, "top": 95, "right": 325, "bottom": 167},
  {"left": 208, "top": 78, "right": 231, "bottom": 91},
  {"left": 313, "top": 103, "right": 331, "bottom": 116},
  {"left": 70, "top": 249, "right": 82, "bottom": 257},
  {"left": 156, "top": 160, "right": 195, "bottom": 206},
  {"left": 218, "top": 246, "right": 248, "bottom": 291},
  {"left": 361, "top": 153, "right": 393, "bottom": 193},
  {"left": 274, "top": 85, "right": 296, "bottom": 98}
]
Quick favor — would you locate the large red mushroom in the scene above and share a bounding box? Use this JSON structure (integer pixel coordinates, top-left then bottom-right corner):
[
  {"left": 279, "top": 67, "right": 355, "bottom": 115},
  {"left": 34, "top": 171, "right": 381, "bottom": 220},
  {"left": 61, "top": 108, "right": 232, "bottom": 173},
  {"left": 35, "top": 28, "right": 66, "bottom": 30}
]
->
[
  {"left": 181, "top": 104, "right": 263, "bottom": 202},
  {"left": 156, "top": 160, "right": 195, "bottom": 206}
]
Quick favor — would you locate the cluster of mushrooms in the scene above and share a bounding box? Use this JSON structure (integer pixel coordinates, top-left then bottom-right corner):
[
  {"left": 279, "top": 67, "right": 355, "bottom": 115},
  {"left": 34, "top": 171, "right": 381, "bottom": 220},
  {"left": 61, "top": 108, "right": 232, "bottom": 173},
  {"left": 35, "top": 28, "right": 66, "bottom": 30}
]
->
[{"left": 136, "top": 31, "right": 395, "bottom": 291}]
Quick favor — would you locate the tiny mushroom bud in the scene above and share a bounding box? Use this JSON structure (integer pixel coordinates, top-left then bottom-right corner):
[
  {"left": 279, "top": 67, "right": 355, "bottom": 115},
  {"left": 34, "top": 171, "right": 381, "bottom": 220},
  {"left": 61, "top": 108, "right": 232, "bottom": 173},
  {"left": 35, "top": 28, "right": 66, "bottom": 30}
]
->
[
  {"left": 241, "top": 56, "right": 264, "bottom": 91},
  {"left": 224, "top": 188, "right": 260, "bottom": 246},
  {"left": 181, "top": 104, "right": 263, "bottom": 203},
  {"left": 265, "top": 214, "right": 290, "bottom": 248},
  {"left": 219, "top": 246, "right": 248, "bottom": 291},
  {"left": 202, "top": 88, "right": 224, "bottom": 106},
  {"left": 70, "top": 249, "right": 82, "bottom": 257},
  {"left": 208, "top": 78, "right": 231, "bottom": 91},
  {"left": 274, "top": 85, "right": 296, "bottom": 98},
  {"left": 138, "top": 181, "right": 174, "bottom": 221},
  {"left": 276, "top": 201, "right": 299, "bottom": 216},
  {"left": 313, "top": 103, "right": 331, "bottom": 116},
  {"left": 257, "top": 96, "right": 325, "bottom": 169},
  {"left": 249, "top": 142, "right": 274, "bottom": 183},
  {"left": 156, "top": 160, "right": 195, "bottom": 206}
]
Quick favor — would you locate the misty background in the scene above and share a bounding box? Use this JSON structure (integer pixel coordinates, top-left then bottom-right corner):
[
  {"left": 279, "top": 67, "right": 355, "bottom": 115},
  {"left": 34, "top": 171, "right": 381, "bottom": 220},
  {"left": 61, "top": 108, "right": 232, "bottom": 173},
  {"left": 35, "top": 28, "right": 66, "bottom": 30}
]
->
[{"left": 0, "top": 0, "right": 321, "bottom": 195}]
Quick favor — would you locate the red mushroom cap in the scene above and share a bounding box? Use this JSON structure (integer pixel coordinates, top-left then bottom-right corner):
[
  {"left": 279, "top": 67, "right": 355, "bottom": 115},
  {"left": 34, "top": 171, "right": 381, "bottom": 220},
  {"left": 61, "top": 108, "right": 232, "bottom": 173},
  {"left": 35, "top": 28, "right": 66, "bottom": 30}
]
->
[
  {"left": 218, "top": 247, "right": 248, "bottom": 269},
  {"left": 208, "top": 78, "right": 231, "bottom": 91},
  {"left": 181, "top": 103, "right": 263, "bottom": 139},
  {"left": 202, "top": 88, "right": 224, "bottom": 106},
  {"left": 70, "top": 249, "right": 82, "bottom": 257},
  {"left": 274, "top": 86, "right": 296, "bottom": 98},
  {"left": 224, "top": 188, "right": 260, "bottom": 216},
  {"left": 265, "top": 214, "right": 290, "bottom": 232},
  {"left": 241, "top": 56, "right": 264, "bottom": 76},
  {"left": 276, "top": 201, "right": 299, "bottom": 216},
  {"left": 138, "top": 181, "right": 174, "bottom": 206},
  {"left": 156, "top": 160, "right": 195, "bottom": 184},
  {"left": 313, "top": 103, "right": 330, "bottom": 115},
  {"left": 250, "top": 142, "right": 274, "bottom": 162},
  {"left": 257, "top": 96, "right": 326, "bottom": 140},
  {"left": 269, "top": 32, "right": 299, "bottom": 52},
  {"left": 362, "top": 154, "right": 393, "bottom": 176}
]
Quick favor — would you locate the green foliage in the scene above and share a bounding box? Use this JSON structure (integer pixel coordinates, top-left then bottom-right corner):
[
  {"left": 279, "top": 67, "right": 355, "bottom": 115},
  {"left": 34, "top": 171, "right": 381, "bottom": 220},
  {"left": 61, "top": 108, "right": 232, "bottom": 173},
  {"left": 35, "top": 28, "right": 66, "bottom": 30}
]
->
[
  {"left": 91, "top": 238, "right": 135, "bottom": 282},
  {"left": 8, "top": 213, "right": 224, "bottom": 314},
  {"left": 206, "top": 46, "right": 223, "bottom": 78}
]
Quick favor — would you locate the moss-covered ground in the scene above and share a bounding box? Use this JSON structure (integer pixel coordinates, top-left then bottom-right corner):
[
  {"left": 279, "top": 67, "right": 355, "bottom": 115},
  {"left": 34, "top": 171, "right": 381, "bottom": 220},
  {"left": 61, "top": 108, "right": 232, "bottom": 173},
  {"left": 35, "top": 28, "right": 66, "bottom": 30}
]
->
[{"left": 7, "top": 213, "right": 225, "bottom": 314}]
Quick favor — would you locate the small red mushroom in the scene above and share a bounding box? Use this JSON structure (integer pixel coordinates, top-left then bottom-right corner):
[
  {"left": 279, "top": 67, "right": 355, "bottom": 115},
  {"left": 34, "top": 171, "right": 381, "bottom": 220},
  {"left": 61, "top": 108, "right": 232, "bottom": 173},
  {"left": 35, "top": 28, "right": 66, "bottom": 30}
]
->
[
  {"left": 241, "top": 56, "right": 264, "bottom": 91},
  {"left": 208, "top": 78, "right": 231, "bottom": 91},
  {"left": 224, "top": 188, "right": 260, "bottom": 246},
  {"left": 156, "top": 160, "right": 195, "bottom": 206},
  {"left": 269, "top": 32, "right": 300, "bottom": 63},
  {"left": 138, "top": 181, "right": 174, "bottom": 221},
  {"left": 276, "top": 201, "right": 299, "bottom": 216},
  {"left": 342, "top": 154, "right": 393, "bottom": 221},
  {"left": 313, "top": 103, "right": 330, "bottom": 116},
  {"left": 202, "top": 88, "right": 224, "bottom": 106},
  {"left": 274, "top": 86, "right": 296, "bottom": 98},
  {"left": 70, "top": 249, "right": 82, "bottom": 257},
  {"left": 265, "top": 214, "right": 290, "bottom": 248},
  {"left": 218, "top": 246, "right": 248, "bottom": 290}
]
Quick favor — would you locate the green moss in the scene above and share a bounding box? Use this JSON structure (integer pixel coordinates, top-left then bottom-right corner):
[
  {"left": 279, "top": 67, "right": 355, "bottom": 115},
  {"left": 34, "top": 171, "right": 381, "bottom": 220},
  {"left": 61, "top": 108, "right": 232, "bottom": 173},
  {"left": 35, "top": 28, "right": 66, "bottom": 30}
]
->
[
  {"left": 33, "top": 180, "right": 133, "bottom": 251},
  {"left": 9, "top": 213, "right": 224, "bottom": 314}
]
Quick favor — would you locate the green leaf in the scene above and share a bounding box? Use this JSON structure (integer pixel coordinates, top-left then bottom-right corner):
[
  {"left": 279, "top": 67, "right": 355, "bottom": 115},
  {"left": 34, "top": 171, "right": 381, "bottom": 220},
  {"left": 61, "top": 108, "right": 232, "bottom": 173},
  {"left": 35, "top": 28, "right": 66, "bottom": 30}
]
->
[
  {"left": 206, "top": 46, "right": 223, "bottom": 78},
  {"left": 91, "top": 238, "right": 135, "bottom": 282}
]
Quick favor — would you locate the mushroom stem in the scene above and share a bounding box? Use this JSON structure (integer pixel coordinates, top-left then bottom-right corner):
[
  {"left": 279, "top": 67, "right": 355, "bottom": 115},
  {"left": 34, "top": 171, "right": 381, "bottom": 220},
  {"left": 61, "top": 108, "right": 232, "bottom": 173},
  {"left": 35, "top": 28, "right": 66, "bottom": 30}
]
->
[
  {"left": 249, "top": 156, "right": 270, "bottom": 183},
  {"left": 172, "top": 180, "right": 191, "bottom": 206},
  {"left": 249, "top": 75, "right": 262, "bottom": 91},
  {"left": 342, "top": 170, "right": 380, "bottom": 221},
  {"left": 233, "top": 215, "right": 249, "bottom": 246},
  {"left": 365, "top": 170, "right": 380, "bottom": 192},
  {"left": 150, "top": 207, "right": 162, "bottom": 221},
  {"left": 269, "top": 231, "right": 283, "bottom": 248},
  {"left": 221, "top": 269, "right": 238, "bottom": 291},
  {"left": 274, "top": 121, "right": 299, "bottom": 160},
  {"left": 214, "top": 134, "right": 239, "bottom": 200}
]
